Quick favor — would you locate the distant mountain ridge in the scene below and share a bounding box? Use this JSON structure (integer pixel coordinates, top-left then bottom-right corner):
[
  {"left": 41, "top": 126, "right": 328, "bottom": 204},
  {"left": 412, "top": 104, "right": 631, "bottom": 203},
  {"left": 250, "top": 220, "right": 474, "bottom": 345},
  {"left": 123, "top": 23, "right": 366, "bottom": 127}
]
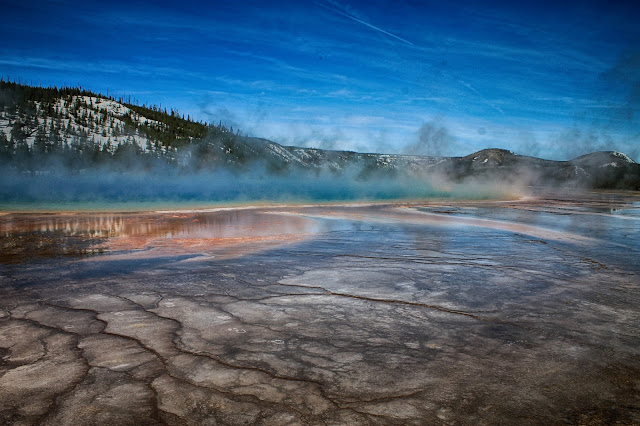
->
[
  {"left": 1, "top": 81, "right": 639, "bottom": 190},
  {"left": 442, "top": 148, "right": 639, "bottom": 189}
]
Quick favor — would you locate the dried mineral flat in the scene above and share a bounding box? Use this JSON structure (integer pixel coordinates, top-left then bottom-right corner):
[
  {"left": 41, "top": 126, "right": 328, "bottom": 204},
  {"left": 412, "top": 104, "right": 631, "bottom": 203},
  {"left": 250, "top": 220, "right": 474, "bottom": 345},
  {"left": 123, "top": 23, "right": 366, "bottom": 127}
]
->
[{"left": 1, "top": 193, "right": 639, "bottom": 425}]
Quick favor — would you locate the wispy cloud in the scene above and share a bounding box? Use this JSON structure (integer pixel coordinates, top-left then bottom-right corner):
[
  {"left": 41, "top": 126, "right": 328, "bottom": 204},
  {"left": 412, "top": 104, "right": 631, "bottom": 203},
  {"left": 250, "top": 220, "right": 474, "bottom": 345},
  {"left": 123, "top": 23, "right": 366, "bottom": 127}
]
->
[
  {"left": 0, "top": 56, "right": 208, "bottom": 80},
  {"left": 315, "top": 1, "right": 413, "bottom": 46},
  {"left": 455, "top": 78, "right": 504, "bottom": 115}
]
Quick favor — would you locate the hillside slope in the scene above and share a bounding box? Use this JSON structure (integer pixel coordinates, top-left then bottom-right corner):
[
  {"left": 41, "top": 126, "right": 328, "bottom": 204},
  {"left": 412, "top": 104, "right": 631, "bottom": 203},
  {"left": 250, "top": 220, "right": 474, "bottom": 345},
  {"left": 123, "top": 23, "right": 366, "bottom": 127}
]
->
[{"left": 1, "top": 81, "right": 638, "bottom": 190}]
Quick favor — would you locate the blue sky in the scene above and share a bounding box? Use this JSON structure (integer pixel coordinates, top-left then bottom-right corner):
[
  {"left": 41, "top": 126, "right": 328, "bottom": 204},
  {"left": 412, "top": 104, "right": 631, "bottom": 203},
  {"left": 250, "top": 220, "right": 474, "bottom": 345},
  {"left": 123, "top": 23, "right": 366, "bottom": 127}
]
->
[{"left": 2, "top": 0, "right": 639, "bottom": 159}]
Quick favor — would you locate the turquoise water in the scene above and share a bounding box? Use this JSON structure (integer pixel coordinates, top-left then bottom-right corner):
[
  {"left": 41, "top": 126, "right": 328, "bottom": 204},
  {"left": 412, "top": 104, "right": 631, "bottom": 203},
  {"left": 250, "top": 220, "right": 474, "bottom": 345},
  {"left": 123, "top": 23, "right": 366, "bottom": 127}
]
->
[{"left": 0, "top": 171, "right": 516, "bottom": 212}]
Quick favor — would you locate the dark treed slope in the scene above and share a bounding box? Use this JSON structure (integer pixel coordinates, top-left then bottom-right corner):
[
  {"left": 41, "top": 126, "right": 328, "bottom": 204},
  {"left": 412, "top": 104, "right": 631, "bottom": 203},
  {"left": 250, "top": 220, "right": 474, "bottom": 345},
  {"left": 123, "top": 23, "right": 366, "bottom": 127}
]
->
[{"left": 1, "top": 81, "right": 639, "bottom": 189}]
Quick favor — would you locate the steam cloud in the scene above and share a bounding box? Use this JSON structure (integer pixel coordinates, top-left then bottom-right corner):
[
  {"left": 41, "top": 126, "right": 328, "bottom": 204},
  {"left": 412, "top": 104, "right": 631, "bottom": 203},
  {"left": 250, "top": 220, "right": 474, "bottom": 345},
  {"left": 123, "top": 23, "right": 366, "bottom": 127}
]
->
[
  {"left": 546, "top": 51, "right": 640, "bottom": 162},
  {"left": 0, "top": 164, "right": 508, "bottom": 207},
  {"left": 403, "top": 120, "right": 457, "bottom": 157},
  {"left": 0, "top": 136, "right": 530, "bottom": 208}
]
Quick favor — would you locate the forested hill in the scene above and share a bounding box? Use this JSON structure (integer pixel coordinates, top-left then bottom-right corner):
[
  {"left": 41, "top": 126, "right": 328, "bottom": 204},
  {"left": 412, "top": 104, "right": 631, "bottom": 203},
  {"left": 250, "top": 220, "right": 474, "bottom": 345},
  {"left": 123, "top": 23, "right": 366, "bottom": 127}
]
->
[
  {"left": 0, "top": 80, "right": 439, "bottom": 176},
  {"left": 1, "top": 80, "right": 639, "bottom": 190},
  {"left": 0, "top": 80, "right": 209, "bottom": 170}
]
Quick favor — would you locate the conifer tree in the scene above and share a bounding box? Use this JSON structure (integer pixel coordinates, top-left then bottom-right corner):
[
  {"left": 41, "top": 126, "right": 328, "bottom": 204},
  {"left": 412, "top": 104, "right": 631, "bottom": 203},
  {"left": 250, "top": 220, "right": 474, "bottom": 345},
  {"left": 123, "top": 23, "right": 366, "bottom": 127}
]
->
[{"left": 0, "top": 133, "right": 13, "bottom": 160}]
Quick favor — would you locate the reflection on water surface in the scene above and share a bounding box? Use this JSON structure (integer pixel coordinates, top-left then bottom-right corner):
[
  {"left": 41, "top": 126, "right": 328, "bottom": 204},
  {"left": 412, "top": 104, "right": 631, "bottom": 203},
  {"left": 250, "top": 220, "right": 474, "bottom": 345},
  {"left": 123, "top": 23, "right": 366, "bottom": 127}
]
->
[
  {"left": 3, "top": 193, "right": 639, "bottom": 263},
  {"left": 0, "top": 210, "right": 318, "bottom": 263}
]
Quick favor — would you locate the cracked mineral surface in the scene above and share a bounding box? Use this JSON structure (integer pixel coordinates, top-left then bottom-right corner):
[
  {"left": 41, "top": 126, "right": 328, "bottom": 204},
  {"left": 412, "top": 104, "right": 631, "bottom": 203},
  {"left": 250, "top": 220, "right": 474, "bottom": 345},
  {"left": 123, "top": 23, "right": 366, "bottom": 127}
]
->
[{"left": 0, "top": 193, "right": 639, "bottom": 425}]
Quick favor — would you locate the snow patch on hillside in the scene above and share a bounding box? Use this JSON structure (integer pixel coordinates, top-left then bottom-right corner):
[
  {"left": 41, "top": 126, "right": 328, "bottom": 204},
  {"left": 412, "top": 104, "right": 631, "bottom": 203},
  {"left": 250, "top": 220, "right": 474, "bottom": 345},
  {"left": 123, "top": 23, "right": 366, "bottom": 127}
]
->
[
  {"left": 612, "top": 152, "right": 635, "bottom": 164},
  {"left": 0, "top": 95, "right": 165, "bottom": 152}
]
